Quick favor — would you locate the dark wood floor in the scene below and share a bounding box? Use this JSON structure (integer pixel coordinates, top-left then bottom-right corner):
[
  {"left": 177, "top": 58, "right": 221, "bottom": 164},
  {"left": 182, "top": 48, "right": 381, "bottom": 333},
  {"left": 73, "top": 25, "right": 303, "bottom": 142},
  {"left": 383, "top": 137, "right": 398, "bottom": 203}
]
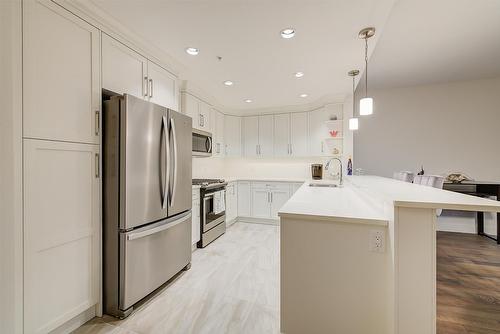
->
[{"left": 437, "top": 232, "right": 500, "bottom": 333}]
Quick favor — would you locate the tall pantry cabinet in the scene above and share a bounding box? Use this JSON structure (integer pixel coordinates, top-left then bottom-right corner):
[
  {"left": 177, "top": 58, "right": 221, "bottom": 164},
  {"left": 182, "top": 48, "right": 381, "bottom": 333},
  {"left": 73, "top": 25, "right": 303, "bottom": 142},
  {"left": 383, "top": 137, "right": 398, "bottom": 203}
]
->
[{"left": 23, "top": 0, "right": 100, "bottom": 333}]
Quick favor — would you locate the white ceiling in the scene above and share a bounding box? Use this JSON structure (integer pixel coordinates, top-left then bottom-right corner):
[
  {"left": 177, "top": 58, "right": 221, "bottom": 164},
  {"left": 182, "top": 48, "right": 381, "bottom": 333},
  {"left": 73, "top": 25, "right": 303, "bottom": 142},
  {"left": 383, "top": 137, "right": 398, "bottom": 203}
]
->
[
  {"left": 89, "top": 0, "right": 396, "bottom": 113},
  {"left": 367, "top": 0, "right": 500, "bottom": 89}
]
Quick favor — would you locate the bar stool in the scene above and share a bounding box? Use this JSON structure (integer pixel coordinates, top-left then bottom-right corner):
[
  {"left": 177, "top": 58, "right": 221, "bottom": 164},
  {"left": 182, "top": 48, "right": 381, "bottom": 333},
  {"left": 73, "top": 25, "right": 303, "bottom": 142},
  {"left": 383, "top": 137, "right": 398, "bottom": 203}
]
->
[
  {"left": 414, "top": 175, "right": 445, "bottom": 215},
  {"left": 393, "top": 171, "right": 415, "bottom": 183}
]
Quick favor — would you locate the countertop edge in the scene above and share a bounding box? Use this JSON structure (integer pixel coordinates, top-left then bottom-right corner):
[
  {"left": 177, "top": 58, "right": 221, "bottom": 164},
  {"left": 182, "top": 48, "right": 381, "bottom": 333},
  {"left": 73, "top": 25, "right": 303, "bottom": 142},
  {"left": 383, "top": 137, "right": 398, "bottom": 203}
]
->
[{"left": 278, "top": 212, "right": 389, "bottom": 227}]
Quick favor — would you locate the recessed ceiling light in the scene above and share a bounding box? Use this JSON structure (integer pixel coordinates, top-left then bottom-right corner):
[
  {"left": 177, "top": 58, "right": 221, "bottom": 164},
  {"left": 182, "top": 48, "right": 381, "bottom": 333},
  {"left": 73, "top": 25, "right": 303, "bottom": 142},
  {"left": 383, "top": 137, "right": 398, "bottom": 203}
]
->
[
  {"left": 244, "top": 99, "right": 253, "bottom": 103},
  {"left": 185, "top": 47, "right": 199, "bottom": 55},
  {"left": 300, "top": 94, "right": 308, "bottom": 98},
  {"left": 281, "top": 28, "right": 295, "bottom": 39},
  {"left": 223, "top": 80, "right": 234, "bottom": 86},
  {"left": 294, "top": 71, "right": 304, "bottom": 78}
]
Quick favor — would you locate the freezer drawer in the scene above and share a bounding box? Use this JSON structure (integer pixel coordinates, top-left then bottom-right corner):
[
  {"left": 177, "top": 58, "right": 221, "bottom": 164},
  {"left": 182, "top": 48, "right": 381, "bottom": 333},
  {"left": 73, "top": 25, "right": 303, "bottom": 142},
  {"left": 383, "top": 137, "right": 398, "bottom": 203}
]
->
[{"left": 119, "top": 211, "right": 192, "bottom": 310}]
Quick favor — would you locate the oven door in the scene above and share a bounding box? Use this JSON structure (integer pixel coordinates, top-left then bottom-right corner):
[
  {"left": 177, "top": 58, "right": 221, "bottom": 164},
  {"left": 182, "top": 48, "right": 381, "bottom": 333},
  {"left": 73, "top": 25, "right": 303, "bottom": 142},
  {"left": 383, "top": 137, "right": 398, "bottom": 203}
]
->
[
  {"left": 202, "top": 190, "right": 226, "bottom": 232},
  {"left": 192, "top": 129, "right": 212, "bottom": 157}
]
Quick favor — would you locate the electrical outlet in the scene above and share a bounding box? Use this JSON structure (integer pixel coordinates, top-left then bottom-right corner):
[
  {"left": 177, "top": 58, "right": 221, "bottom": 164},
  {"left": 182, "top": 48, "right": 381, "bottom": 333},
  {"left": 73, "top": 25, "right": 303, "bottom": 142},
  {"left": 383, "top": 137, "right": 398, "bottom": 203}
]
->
[{"left": 369, "top": 230, "right": 385, "bottom": 253}]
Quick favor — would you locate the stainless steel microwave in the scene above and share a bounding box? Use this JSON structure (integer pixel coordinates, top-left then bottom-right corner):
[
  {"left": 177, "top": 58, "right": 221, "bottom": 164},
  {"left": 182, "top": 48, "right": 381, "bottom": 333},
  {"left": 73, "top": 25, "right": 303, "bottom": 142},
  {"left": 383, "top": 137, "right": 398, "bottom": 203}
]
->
[{"left": 192, "top": 128, "right": 212, "bottom": 157}]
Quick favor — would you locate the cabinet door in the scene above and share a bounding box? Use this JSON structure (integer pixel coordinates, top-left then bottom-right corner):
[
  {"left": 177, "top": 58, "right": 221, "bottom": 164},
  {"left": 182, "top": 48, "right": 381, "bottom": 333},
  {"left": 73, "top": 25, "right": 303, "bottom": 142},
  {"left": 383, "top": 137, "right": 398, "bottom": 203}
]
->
[
  {"left": 274, "top": 113, "right": 290, "bottom": 157},
  {"left": 23, "top": 139, "right": 99, "bottom": 333},
  {"left": 308, "top": 108, "right": 329, "bottom": 156},
  {"left": 198, "top": 101, "right": 211, "bottom": 131},
  {"left": 192, "top": 198, "right": 200, "bottom": 245},
  {"left": 212, "top": 110, "right": 225, "bottom": 156},
  {"left": 290, "top": 112, "right": 309, "bottom": 156},
  {"left": 23, "top": 0, "right": 100, "bottom": 144},
  {"left": 147, "top": 61, "right": 178, "bottom": 111},
  {"left": 182, "top": 93, "right": 199, "bottom": 128},
  {"left": 270, "top": 188, "right": 291, "bottom": 219},
  {"left": 224, "top": 115, "right": 241, "bottom": 157},
  {"left": 237, "top": 181, "right": 251, "bottom": 217},
  {"left": 258, "top": 115, "right": 274, "bottom": 157},
  {"left": 102, "top": 33, "right": 147, "bottom": 99},
  {"left": 243, "top": 116, "right": 259, "bottom": 157},
  {"left": 225, "top": 183, "right": 238, "bottom": 223},
  {"left": 252, "top": 188, "right": 271, "bottom": 218}
]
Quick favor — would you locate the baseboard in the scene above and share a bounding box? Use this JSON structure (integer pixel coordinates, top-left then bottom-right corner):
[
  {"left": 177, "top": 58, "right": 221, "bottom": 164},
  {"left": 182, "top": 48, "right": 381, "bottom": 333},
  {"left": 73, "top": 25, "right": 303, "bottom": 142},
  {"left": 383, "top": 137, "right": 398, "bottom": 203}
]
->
[
  {"left": 236, "top": 216, "right": 280, "bottom": 226},
  {"left": 49, "top": 305, "right": 96, "bottom": 334}
]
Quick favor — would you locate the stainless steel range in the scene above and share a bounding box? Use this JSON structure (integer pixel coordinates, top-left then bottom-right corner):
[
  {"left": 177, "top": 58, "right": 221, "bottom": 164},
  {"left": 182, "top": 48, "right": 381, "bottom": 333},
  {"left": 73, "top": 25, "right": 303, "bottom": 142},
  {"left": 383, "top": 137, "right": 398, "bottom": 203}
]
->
[{"left": 192, "top": 179, "right": 227, "bottom": 247}]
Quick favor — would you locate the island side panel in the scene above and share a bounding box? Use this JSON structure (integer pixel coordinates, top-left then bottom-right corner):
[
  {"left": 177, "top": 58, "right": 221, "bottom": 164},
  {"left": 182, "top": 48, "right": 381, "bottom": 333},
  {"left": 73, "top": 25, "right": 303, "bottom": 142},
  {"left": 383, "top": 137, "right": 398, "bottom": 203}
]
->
[
  {"left": 394, "top": 207, "right": 437, "bottom": 334},
  {"left": 280, "top": 217, "right": 390, "bottom": 334}
]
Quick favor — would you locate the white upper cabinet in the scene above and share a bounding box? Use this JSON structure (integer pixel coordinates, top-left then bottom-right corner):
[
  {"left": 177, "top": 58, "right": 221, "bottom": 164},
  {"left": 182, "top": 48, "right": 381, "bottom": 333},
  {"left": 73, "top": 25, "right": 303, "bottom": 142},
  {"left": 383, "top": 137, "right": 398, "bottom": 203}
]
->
[
  {"left": 290, "top": 112, "right": 309, "bottom": 156},
  {"left": 274, "top": 113, "right": 290, "bottom": 157},
  {"left": 212, "top": 109, "right": 225, "bottom": 157},
  {"left": 224, "top": 115, "right": 242, "bottom": 157},
  {"left": 258, "top": 115, "right": 274, "bottom": 157},
  {"left": 198, "top": 101, "right": 211, "bottom": 131},
  {"left": 147, "top": 61, "right": 178, "bottom": 111},
  {"left": 243, "top": 116, "right": 259, "bottom": 157},
  {"left": 102, "top": 33, "right": 147, "bottom": 99},
  {"left": 182, "top": 93, "right": 198, "bottom": 122},
  {"left": 23, "top": 0, "right": 100, "bottom": 144},
  {"left": 181, "top": 93, "right": 211, "bottom": 131},
  {"left": 243, "top": 115, "right": 274, "bottom": 157},
  {"left": 102, "top": 34, "right": 178, "bottom": 110}
]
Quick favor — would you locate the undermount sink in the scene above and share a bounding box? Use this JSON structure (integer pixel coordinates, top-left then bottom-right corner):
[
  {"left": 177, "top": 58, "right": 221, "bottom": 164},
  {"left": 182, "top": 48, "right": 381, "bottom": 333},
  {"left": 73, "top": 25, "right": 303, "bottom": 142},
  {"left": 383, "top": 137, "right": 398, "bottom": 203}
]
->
[{"left": 308, "top": 183, "right": 341, "bottom": 188}]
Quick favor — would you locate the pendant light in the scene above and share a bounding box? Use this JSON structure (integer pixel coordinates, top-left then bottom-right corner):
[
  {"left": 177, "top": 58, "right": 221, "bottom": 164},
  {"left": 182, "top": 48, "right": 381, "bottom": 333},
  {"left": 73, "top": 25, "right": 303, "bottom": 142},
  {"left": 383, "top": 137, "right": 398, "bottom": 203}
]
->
[
  {"left": 348, "top": 69, "right": 360, "bottom": 130},
  {"left": 358, "top": 27, "right": 375, "bottom": 116}
]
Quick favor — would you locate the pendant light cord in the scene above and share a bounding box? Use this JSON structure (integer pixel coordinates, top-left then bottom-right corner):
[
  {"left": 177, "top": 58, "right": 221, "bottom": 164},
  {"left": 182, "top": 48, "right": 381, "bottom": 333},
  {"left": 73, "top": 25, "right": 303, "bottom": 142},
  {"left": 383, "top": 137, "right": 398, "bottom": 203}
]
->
[
  {"left": 364, "top": 38, "right": 368, "bottom": 98},
  {"left": 352, "top": 75, "right": 356, "bottom": 117}
]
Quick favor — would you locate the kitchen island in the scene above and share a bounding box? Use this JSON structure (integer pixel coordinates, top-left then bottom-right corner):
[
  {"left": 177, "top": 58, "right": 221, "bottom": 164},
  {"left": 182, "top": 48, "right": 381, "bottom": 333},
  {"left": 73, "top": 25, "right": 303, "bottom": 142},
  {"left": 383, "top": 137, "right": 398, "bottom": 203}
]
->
[{"left": 278, "top": 176, "right": 500, "bottom": 334}]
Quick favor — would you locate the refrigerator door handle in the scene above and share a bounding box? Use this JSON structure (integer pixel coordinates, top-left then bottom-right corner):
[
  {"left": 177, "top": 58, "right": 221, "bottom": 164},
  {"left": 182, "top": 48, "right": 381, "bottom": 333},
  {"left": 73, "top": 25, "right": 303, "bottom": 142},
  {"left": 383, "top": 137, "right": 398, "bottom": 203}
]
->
[
  {"left": 162, "top": 116, "right": 170, "bottom": 209},
  {"left": 169, "top": 117, "right": 178, "bottom": 207},
  {"left": 126, "top": 211, "right": 192, "bottom": 241}
]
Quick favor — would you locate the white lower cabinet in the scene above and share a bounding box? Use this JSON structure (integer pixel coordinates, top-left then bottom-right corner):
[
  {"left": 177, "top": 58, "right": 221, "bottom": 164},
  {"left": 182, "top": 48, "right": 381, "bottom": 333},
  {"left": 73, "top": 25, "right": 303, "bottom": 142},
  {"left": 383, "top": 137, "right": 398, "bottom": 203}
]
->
[
  {"left": 225, "top": 182, "right": 238, "bottom": 224},
  {"left": 251, "top": 187, "right": 272, "bottom": 218},
  {"left": 237, "top": 181, "right": 251, "bottom": 217},
  {"left": 270, "top": 188, "right": 291, "bottom": 219},
  {"left": 250, "top": 182, "right": 292, "bottom": 219},
  {"left": 23, "top": 139, "right": 100, "bottom": 334},
  {"left": 192, "top": 188, "right": 200, "bottom": 245}
]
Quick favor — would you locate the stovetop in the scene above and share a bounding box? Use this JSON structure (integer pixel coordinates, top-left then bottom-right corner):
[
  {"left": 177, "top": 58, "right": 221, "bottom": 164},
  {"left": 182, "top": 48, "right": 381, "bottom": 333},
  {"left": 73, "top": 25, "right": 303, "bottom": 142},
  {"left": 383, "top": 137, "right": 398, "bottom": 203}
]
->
[{"left": 192, "top": 178, "right": 226, "bottom": 187}]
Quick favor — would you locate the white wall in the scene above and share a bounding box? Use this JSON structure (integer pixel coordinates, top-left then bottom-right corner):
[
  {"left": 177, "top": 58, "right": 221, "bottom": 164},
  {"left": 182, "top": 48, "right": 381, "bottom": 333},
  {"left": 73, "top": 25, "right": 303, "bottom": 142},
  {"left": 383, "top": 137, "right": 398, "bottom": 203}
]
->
[
  {"left": 353, "top": 77, "right": 500, "bottom": 180},
  {"left": 0, "top": 1, "right": 23, "bottom": 333},
  {"left": 354, "top": 77, "right": 500, "bottom": 233}
]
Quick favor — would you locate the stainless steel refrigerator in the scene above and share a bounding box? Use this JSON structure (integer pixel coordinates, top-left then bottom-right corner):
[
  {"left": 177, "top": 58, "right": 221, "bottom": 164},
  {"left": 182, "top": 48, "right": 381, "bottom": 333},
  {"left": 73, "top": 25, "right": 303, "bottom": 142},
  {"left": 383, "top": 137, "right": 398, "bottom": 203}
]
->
[{"left": 103, "top": 94, "right": 192, "bottom": 318}]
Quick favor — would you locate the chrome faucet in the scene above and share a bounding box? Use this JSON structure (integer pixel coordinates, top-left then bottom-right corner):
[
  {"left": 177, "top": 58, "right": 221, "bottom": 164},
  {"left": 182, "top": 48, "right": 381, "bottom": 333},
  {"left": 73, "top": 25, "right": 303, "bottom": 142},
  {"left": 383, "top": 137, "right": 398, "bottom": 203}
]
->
[{"left": 325, "top": 157, "right": 343, "bottom": 186}]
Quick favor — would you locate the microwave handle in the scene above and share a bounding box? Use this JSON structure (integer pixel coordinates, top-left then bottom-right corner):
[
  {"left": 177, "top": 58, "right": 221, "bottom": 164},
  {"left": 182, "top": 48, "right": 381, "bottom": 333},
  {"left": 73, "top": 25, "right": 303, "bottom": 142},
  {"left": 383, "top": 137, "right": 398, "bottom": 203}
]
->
[{"left": 205, "top": 136, "right": 212, "bottom": 153}]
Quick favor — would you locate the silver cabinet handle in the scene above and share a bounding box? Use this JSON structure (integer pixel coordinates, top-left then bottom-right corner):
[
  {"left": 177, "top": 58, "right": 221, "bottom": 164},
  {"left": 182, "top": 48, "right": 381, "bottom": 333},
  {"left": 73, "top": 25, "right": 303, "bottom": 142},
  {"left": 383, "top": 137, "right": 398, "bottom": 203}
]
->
[
  {"left": 225, "top": 144, "right": 228, "bottom": 155},
  {"left": 144, "top": 77, "right": 149, "bottom": 97},
  {"left": 127, "top": 212, "right": 192, "bottom": 241},
  {"left": 95, "top": 110, "right": 99, "bottom": 136},
  {"left": 149, "top": 79, "right": 154, "bottom": 98},
  {"left": 169, "top": 117, "right": 178, "bottom": 207},
  {"left": 271, "top": 192, "right": 273, "bottom": 203},
  {"left": 321, "top": 141, "right": 324, "bottom": 153},
  {"left": 95, "top": 153, "right": 99, "bottom": 178}
]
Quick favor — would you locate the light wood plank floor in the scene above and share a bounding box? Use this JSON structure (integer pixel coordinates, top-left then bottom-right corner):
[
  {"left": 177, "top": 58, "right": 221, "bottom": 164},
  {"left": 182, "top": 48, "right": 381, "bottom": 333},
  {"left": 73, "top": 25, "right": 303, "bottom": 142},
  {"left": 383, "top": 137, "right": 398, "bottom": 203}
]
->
[
  {"left": 74, "top": 222, "right": 280, "bottom": 334},
  {"left": 75, "top": 225, "right": 500, "bottom": 334}
]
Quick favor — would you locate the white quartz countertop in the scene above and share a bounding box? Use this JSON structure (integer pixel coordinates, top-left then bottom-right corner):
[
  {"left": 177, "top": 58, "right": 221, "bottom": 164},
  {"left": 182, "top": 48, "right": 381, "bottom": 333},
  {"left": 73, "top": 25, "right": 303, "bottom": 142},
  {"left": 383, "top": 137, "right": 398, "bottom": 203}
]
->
[
  {"left": 279, "top": 175, "right": 500, "bottom": 223},
  {"left": 224, "top": 177, "right": 306, "bottom": 183}
]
